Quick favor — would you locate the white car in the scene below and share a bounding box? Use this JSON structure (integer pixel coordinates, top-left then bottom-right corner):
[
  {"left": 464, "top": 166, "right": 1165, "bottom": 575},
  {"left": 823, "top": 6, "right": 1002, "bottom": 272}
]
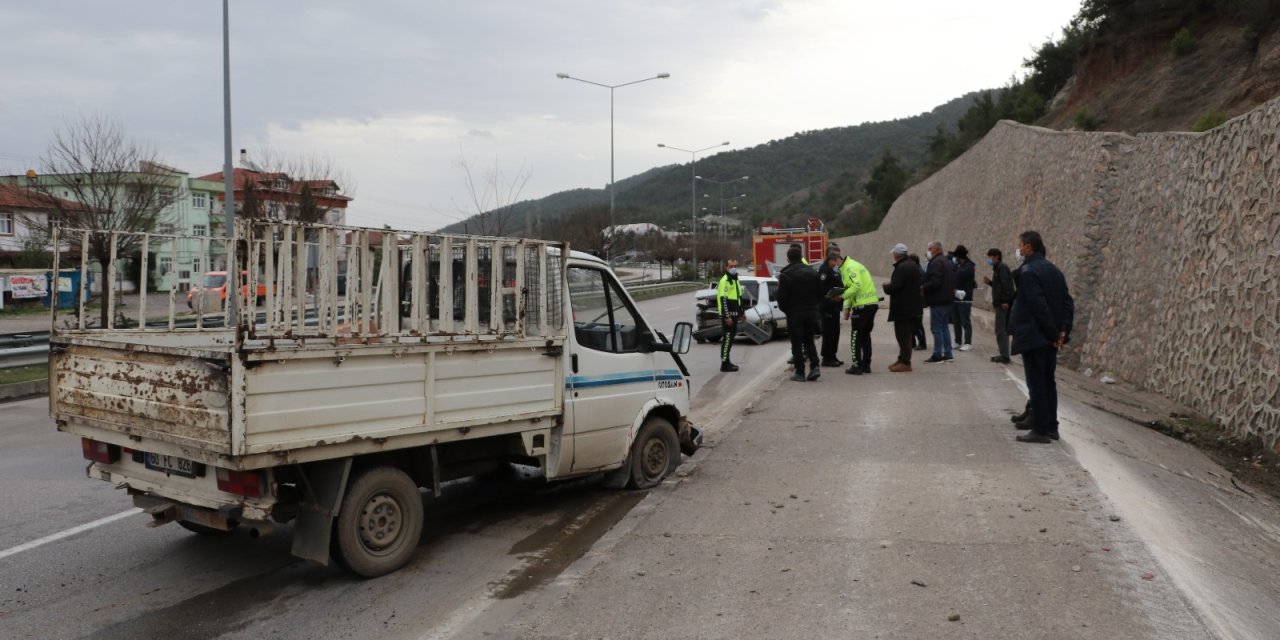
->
[{"left": 693, "top": 275, "right": 787, "bottom": 343}]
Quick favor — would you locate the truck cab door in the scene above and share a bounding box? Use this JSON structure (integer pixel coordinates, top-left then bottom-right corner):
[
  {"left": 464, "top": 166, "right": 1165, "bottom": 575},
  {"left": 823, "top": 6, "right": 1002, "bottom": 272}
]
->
[{"left": 564, "top": 265, "right": 659, "bottom": 473}]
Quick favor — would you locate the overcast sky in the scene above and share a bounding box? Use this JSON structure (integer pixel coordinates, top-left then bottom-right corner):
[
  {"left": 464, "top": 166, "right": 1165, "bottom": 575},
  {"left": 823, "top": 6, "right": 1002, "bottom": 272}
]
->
[{"left": 0, "top": 1, "right": 1083, "bottom": 231}]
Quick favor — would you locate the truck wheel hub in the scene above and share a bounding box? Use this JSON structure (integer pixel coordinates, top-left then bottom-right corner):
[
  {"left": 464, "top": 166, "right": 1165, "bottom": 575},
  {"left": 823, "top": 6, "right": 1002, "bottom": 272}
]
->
[{"left": 360, "top": 495, "right": 402, "bottom": 550}]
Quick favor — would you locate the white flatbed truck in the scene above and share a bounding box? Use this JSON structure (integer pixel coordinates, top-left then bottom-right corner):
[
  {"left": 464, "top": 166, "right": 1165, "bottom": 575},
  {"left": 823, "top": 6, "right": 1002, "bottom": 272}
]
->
[{"left": 49, "top": 220, "right": 698, "bottom": 577}]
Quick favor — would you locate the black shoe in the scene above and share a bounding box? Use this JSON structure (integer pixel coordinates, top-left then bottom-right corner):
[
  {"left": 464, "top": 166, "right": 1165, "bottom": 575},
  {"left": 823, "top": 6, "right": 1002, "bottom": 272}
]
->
[
  {"left": 1048, "top": 432, "right": 1060, "bottom": 441},
  {"left": 924, "top": 354, "right": 945, "bottom": 364},
  {"left": 914, "top": 345, "right": 928, "bottom": 351},
  {"left": 942, "top": 355, "right": 955, "bottom": 363},
  {"left": 1011, "top": 409, "right": 1031, "bottom": 423},
  {"left": 861, "top": 365, "right": 872, "bottom": 374},
  {"left": 846, "top": 365, "right": 863, "bottom": 375},
  {"left": 786, "top": 356, "right": 795, "bottom": 365},
  {"left": 990, "top": 356, "right": 1010, "bottom": 363},
  {"left": 821, "top": 359, "right": 842, "bottom": 368},
  {"left": 790, "top": 372, "right": 806, "bottom": 381},
  {"left": 1014, "top": 420, "right": 1032, "bottom": 430},
  {"left": 806, "top": 368, "right": 821, "bottom": 381},
  {"left": 1016, "top": 432, "right": 1053, "bottom": 444},
  {"left": 721, "top": 362, "right": 740, "bottom": 372}
]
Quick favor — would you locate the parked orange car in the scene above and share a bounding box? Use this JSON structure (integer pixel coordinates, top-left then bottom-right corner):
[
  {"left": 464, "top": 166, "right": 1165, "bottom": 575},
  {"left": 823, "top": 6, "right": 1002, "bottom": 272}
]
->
[{"left": 187, "top": 271, "right": 270, "bottom": 310}]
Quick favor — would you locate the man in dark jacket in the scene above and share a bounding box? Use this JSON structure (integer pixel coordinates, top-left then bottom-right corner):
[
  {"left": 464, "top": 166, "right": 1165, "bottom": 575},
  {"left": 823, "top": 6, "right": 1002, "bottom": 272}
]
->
[
  {"left": 1009, "top": 231, "right": 1074, "bottom": 443},
  {"left": 776, "top": 246, "right": 822, "bottom": 381},
  {"left": 983, "top": 247, "right": 1016, "bottom": 363},
  {"left": 920, "top": 240, "right": 956, "bottom": 363},
  {"left": 881, "top": 243, "right": 923, "bottom": 372},
  {"left": 951, "top": 245, "right": 976, "bottom": 351},
  {"left": 817, "top": 250, "right": 844, "bottom": 367}
]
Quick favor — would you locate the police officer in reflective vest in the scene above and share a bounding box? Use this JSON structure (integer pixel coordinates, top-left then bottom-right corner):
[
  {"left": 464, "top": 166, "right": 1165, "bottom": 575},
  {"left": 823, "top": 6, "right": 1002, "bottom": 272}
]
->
[
  {"left": 717, "top": 259, "right": 744, "bottom": 372},
  {"left": 840, "top": 254, "right": 880, "bottom": 375}
]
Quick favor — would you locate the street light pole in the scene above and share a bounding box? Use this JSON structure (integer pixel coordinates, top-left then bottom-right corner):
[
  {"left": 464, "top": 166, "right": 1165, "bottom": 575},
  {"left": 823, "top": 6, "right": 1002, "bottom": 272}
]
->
[
  {"left": 222, "top": 0, "right": 237, "bottom": 323},
  {"left": 657, "top": 142, "right": 729, "bottom": 280},
  {"left": 557, "top": 72, "right": 669, "bottom": 259},
  {"left": 698, "top": 175, "right": 748, "bottom": 242}
]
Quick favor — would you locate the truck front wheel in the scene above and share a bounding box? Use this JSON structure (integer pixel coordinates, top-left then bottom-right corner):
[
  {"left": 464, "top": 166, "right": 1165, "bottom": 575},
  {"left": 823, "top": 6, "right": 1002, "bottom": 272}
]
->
[
  {"left": 334, "top": 467, "right": 424, "bottom": 578},
  {"left": 628, "top": 417, "right": 681, "bottom": 490}
]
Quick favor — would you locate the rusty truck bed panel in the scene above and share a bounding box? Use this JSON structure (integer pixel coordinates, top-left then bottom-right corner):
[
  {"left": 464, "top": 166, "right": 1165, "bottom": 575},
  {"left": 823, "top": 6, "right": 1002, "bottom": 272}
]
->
[
  {"left": 239, "top": 345, "right": 562, "bottom": 455},
  {"left": 52, "top": 342, "right": 234, "bottom": 453}
]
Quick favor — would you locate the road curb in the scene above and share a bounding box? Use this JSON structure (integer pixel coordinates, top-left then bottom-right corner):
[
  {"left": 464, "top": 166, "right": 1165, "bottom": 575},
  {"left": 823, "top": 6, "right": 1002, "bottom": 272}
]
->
[{"left": 0, "top": 379, "right": 49, "bottom": 402}]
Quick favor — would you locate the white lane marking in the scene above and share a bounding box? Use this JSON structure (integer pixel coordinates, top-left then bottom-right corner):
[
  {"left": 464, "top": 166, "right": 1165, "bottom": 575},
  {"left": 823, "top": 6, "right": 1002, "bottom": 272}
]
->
[
  {"left": 662, "top": 305, "right": 679, "bottom": 312},
  {"left": 0, "top": 508, "right": 141, "bottom": 561},
  {"left": 1004, "top": 368, "right": 1029, "bottom": 397}
]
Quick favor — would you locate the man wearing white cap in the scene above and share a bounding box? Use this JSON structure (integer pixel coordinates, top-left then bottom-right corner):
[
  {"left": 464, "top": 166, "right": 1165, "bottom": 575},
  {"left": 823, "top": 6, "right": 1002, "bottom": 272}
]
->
[{"left": 881, "top": 243, "right": 923, "bottom": 372}]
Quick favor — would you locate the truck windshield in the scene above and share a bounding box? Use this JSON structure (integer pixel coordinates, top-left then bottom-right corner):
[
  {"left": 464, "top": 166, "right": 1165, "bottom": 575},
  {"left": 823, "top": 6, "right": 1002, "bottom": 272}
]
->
[{"left": 202, "top": 274, "right": 227, "bottom": 288}]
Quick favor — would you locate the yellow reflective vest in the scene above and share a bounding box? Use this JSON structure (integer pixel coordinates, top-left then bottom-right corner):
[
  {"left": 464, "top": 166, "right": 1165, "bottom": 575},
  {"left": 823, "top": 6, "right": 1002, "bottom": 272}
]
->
[
  {"left": 840, "top": 257, "right": 879, "bottom": 308},
  {"left": 716, "top": 273, "right": 743, "bottom": 315}
]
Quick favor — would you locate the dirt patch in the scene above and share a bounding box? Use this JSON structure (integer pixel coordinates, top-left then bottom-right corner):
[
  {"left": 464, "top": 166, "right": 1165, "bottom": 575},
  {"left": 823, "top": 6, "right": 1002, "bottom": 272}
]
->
[
  {"left": 1145, "top": 414, "right": 1280, "bottom": 500},
  {"left": 1058, "top": 366, "right": 1280, "bottom": 502}
]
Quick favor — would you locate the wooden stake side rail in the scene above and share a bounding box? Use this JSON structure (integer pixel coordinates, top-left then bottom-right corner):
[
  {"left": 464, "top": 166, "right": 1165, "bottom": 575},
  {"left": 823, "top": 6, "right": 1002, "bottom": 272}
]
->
[{"left": 48, "top": 221, "right": 568, "bottom": 345}]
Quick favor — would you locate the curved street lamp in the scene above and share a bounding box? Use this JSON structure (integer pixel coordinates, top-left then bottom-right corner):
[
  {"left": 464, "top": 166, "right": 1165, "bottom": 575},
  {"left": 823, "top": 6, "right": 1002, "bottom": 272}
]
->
[
  {"left": 557, "top": 72, "right": 670, "bottom": 257},
  {"left": 657, "top": 142, "right": 729, "bottom": 278}
]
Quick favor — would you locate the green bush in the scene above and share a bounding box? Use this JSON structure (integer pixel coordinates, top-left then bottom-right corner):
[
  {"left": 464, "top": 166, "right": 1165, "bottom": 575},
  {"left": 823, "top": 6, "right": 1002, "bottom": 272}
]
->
[
  {"left": 1073, "top": 109, "right": 1102, "bottom": 131},
  {"left": 1193, "top": 111, "right": 1229, "bottom": 132},
  {"left": 1171, "top": 27, "right": 1196, "bottom": 56}
]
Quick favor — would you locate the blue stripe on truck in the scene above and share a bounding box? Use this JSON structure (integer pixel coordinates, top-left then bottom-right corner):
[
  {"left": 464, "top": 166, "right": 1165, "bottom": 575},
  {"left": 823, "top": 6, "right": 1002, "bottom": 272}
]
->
[{"left": 566, "top": 369, "right": 683, "bottom": 389}]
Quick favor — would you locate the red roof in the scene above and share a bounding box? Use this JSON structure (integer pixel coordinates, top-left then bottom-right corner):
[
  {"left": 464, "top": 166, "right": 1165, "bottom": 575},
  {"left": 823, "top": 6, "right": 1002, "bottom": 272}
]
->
[
  {"left": 197, "top": 168, "right": 350, "bottom": 207},
  {"left": 0, "top": 183, "right": 85, "bottom": 211}
]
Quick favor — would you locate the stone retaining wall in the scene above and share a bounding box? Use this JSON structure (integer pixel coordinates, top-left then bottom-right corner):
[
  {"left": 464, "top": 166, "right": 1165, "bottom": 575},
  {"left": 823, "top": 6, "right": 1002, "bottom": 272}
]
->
[{"left": 835, "top": 98, "right": 1280, "bottom": 447}]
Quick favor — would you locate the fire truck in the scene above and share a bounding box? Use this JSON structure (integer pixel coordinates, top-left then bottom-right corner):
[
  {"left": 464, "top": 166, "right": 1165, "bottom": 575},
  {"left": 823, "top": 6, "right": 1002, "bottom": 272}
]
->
[{"left": 751, "top": 217, "right": 828, "bottom": 276}]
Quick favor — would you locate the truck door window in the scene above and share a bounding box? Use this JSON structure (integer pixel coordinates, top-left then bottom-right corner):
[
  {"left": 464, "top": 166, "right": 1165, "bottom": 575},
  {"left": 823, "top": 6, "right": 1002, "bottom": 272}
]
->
[{"left": 568, "top": 266, "right": 648, "bottom": 353}]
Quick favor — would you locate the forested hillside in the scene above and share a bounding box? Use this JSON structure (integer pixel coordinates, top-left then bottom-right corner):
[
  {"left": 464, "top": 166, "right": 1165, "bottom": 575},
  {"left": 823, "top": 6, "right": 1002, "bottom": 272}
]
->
[{"left": 441, "top": 92, "right": 980, "bottom": 238}]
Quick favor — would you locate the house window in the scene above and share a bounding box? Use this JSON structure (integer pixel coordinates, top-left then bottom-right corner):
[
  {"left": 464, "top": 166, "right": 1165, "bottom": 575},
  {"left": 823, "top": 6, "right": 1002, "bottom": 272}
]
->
[
  {"left": 192, "top": 259, "right": 202, "bottom": 274},
  {"left": 192, "top": 224, "right": 208, "bottom": 236},
  {"left": 158, "top": 256, "right": 173, "bottom": 274},
  {"left": 0, "top": 212, "right": 13, "bottom": 235},
  {"left": 178, "top": 270, "right": 191, "bottom": 281},
  {"left": 192, "top": 192, "right": 207, "bottom": 208}
]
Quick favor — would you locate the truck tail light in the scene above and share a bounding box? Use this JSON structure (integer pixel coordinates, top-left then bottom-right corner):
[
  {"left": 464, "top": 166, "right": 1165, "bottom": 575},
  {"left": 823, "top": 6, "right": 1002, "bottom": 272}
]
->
[
  {"left": 216, "top": 468, "right": 263, "bottom": 498},
  {"left": 81, "top": 438, "right": 120, "bottom": 464}
]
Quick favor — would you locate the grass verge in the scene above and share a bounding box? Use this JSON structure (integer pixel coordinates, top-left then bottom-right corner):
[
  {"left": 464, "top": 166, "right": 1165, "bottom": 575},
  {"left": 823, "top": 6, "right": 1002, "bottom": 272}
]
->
[{"left": 0, "top": 364, "right": 49, "bottom": 385}]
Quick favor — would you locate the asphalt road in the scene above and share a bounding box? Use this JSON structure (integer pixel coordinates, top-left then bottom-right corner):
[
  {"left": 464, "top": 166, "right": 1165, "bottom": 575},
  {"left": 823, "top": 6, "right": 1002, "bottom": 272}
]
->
[
  {"left": 0, "top": 291, "right": 788, "bottom": 639},
  {"left": 9, "top": 291, "right": 1277, "bottom": 639}
]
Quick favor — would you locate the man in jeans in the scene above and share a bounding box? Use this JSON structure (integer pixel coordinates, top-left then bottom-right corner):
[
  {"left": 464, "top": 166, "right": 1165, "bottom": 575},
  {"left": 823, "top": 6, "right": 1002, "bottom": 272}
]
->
[
  {"left": 983, "top": 247, "right": 1016, "bottom": 363},
  {"left": 920, "top": 240, "right": 956, "bottom": 363}
]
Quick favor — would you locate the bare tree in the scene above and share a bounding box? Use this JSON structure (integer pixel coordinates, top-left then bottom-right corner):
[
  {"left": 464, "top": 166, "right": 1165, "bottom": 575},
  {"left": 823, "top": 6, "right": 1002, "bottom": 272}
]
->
[
  {"left": 24, "top": 114, "right": 183, "bottom": 327},
  {"left": 542, "top": 204, "right": 608, "bottom": 254},
  {"left": 453, "top": 154, "right": 531, "bottom": 236}
]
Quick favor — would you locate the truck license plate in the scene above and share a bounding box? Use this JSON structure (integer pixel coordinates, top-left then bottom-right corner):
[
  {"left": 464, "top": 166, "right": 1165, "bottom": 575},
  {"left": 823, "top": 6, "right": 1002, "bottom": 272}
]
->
[{"left": 144, "top": 453, "right": 204, "bottom": 478}]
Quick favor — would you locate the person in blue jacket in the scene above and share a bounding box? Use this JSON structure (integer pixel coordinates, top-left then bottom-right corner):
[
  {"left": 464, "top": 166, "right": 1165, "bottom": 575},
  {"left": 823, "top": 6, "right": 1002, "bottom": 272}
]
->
[{"left": 1009, "top": 231, "right": 1074, "bottom": 444}]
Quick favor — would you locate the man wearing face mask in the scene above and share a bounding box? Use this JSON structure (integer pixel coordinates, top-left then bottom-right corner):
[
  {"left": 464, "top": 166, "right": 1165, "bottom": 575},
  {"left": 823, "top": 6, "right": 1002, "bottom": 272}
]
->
[
  {"left": 716, "top": 259, "right": 745, "bottom": 372},
  {"left": 1009, "top": 231, "right": 1074, "bottom": 444},
  {"left": 920, "top": 240, "right": 957, "bottom": 363},
  {"left": 982, "top": 248, "right": 1016, "bottom": 364}
]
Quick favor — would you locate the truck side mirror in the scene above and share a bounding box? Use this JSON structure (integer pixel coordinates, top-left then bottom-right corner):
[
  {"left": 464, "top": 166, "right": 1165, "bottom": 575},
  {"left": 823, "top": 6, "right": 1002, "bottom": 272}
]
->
[{"left": 669, "top": 321, "right": 693, "bottom": 355}]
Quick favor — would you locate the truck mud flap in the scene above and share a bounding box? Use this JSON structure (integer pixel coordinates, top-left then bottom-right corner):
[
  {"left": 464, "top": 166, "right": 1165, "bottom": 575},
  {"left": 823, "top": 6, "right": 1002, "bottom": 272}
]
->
[
  {"left": 292, "top": 457, "right": 353, "bottom": 566},
  {"left": 678, "top": 419, "right": 703, "bottom": 456}
]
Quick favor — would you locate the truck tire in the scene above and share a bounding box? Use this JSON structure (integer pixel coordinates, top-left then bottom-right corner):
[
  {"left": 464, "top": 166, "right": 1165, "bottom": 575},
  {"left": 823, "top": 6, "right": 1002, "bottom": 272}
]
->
[
  {"left": 334, "top": 467, "right": 424, "bottom": 578},
  {"left": 627, "top": 417, "right": 681, "bottom": 490}
]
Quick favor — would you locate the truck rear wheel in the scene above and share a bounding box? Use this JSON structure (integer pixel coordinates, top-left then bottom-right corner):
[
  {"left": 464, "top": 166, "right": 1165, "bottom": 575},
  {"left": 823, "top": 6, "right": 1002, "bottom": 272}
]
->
[
  {"left": 628, "top": 417, "right": 681, "bottom": 490},
  {"left": 334, "top": 467, "right": 424, "bottom": 578}
]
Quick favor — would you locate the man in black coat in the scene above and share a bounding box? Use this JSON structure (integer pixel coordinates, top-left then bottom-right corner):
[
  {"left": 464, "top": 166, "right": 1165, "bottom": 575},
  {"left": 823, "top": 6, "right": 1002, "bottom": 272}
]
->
[
  {"left": 881, "top": 243, "right": 924, "bottom": 372},
  {"left": 1009, "top": 230, "right": 1074, "bottom": 443},
  {"left": 920, "top": 240, "right": 957, "bottom": 363},
  {"left": 776, "top": 246, "right": 823, "bottom": 381},
  {"left": 817, "top": 249, "right": 844, "bottom": 367}
]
